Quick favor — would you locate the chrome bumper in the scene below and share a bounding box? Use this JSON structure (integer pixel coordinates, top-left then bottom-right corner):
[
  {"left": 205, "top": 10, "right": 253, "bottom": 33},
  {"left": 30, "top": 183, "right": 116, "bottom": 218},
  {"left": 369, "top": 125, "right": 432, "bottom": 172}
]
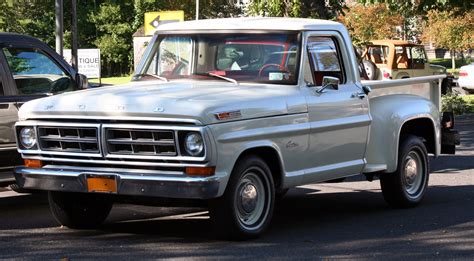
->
[{"left": 14, "top": 167, "right": 221, "bottom": 199}]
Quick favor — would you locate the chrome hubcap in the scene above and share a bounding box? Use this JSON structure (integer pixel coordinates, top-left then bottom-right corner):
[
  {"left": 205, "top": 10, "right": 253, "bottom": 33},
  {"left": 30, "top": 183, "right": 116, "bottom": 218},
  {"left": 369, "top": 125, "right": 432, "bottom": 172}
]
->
[
  {"left": 235, "top": 168, "right": 270, "bottom": 231},
  {"left": 240, "top": 184, "right": 258, "bottom": 213},
  {"left": 403, "top": 151, "right": 424, "bottom": 197}
]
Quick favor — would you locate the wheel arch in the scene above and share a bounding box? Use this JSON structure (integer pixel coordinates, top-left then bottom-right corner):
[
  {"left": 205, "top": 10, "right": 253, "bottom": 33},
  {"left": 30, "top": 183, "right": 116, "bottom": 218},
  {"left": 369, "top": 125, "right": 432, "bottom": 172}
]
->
[{"left": 232, "top": 145, "right": 285, "bottom": 191}]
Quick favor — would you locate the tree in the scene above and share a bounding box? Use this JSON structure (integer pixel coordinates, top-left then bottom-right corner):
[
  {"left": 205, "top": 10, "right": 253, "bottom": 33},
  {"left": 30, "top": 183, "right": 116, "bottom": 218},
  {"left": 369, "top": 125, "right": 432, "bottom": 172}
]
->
[
  {"left": 358, "top": 0, "right": 473, "bottom": 15},
  {"left": 0, "top": 0, "right": 55, "bottom": 46},
  {"left": 422, "top": 10, "right": 473, "bottom": 69},
  {"left": 338, "top": 4, "right": 403, "bottom": 46},
  {"left": 89, "top": 2, "right": 134, "bottom": 76},
  {"left": 248, "top": 0, "right": 346, "bottom": 19}
]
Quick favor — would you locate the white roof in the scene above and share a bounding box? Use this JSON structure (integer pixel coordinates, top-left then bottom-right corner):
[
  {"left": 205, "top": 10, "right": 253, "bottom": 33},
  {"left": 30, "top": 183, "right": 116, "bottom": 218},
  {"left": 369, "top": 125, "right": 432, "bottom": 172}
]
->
[{"left": 156, "top": 17, "right": 344, "bottom": 32}]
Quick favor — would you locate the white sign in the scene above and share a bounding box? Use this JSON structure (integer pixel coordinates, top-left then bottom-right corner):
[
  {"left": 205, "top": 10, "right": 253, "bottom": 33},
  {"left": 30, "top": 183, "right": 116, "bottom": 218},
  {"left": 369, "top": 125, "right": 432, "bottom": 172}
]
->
[{"left": 63, "top": 49, "right": 101, "bottom": 79}]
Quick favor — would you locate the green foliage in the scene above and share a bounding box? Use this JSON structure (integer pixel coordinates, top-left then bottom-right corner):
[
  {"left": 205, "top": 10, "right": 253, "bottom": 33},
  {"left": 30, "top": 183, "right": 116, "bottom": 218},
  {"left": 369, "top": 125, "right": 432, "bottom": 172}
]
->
[
  {"left": 429, "top": 58, "right": 471, "bottom": 70},
  {"left": 442, "top": 92, "right": 468, "bottom": 115},
  {"left": 0, "top": 0, "right": 55, "bottom": 46},
  {"left": 358, "top": 0, "right": 473, "bottom": 15},
  {"left": 248, "top": 0, "right": 346, "bottom": 19}
]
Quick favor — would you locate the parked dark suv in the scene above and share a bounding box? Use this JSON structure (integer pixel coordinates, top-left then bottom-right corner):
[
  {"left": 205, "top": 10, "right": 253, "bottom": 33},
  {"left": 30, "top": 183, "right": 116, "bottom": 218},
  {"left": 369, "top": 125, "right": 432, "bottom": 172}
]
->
[{"left": 0, "top": 33, "right": 87, "bottom": 189}]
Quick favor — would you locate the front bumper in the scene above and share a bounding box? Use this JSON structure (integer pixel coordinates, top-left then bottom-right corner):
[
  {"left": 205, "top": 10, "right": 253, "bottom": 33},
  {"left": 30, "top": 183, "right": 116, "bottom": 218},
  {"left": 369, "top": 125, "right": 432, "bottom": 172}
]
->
[{"left": 14, "top": 166, "right": 221, "bottom": 199}]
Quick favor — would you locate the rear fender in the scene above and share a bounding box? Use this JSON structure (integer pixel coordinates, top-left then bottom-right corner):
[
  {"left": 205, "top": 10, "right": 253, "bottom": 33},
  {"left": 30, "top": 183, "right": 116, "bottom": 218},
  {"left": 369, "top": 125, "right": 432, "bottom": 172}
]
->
[{"left": 366, "top": 94, "right": 440, "bottom": 173}]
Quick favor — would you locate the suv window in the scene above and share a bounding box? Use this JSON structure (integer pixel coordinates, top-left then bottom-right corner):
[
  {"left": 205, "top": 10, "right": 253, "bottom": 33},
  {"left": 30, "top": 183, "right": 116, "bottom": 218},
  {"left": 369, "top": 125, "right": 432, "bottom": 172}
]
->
[
  {"left": 367, "top": 45, "right": 389, "bottom": 65},
  {"left": 3, "top": 47, "right": 75, "bottom": 95},
  {"left": 307, "top": 37, "right": 344, "bottom": 86}
]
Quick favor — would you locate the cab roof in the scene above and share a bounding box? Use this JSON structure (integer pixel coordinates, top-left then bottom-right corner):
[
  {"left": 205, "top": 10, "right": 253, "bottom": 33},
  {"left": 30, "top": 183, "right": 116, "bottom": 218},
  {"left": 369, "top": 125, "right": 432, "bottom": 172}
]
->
[{"left": 156, "top": 17, "right": 345, "bottom": 32}]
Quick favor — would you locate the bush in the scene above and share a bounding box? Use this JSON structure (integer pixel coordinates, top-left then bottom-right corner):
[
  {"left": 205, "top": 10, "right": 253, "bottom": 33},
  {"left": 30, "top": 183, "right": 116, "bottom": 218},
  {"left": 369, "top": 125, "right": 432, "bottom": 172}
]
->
[
  {"left": 429, "top": 58, "right": 471, "bottom": 70},
  {"left": 442, "top": 92, "right": 468, "bottom": 114}
]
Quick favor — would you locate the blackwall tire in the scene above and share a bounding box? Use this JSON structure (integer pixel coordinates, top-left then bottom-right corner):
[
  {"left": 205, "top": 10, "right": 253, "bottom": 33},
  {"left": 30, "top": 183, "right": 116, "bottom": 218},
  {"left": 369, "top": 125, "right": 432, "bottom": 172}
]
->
[
  {"left": 209, "top": 155, "right": 275, "bottom": 240},
  {"left": 48, "top": 191, "right": 113, "bottom": 229},
  {"left": 380, "top": 135, "right": 429, "bottom": 208}
]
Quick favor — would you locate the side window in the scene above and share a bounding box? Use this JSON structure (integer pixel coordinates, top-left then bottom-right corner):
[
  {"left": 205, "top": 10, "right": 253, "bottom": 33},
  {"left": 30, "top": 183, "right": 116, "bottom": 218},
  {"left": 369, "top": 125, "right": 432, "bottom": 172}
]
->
[
  {"left": 410, "top": 46, "right": 427, "bottom": 69},
  {"left": 307, "top": 37, "right": 344, "bottom": 86},
  {"left": 367, "top": 45, "right": 389, "bottom": 65},
  {"left": 3, "top": 47, "right": 75, "bottom": 95}
]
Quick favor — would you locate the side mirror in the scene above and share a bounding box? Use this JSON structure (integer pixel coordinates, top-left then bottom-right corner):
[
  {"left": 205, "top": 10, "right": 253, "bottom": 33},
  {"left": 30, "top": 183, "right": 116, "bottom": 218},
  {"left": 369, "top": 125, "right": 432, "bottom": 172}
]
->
[
  {"left": 76, "top": 73, "right": 89, "bottom": 90},
  {"left": 317, "top": 76, "right": 340, "bottom": 93}
]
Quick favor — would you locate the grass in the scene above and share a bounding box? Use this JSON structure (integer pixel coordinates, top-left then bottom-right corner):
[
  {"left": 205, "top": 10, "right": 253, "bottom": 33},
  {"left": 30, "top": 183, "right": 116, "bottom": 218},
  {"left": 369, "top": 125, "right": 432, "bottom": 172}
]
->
[{"left": 89, "top": 75, "right": 132, "bottom": 86}]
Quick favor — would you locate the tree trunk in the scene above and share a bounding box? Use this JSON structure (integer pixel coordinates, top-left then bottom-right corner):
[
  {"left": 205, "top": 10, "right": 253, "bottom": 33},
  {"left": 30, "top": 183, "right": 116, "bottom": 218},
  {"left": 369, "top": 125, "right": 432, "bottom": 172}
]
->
[{"left": 451, "top": 50, "right": 456, "bottom": 70}]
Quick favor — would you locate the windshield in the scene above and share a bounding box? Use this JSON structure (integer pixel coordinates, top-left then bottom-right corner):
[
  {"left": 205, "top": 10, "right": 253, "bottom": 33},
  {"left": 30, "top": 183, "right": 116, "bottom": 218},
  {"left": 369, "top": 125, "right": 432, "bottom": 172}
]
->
[{"left": 136, "top": 33, "right": 300, "bottom": 85}]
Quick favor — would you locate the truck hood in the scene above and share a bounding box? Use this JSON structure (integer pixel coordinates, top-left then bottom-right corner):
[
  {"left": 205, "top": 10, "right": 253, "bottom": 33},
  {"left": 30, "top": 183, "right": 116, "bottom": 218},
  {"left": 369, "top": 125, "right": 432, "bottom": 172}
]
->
[{"left": 19, "top": 80, "right": 307, "bottom": 125}]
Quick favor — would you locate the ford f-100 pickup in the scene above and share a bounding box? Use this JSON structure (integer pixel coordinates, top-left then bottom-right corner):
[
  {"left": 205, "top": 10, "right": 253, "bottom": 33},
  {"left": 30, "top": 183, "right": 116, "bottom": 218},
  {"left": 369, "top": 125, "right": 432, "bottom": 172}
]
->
[{"left": 13, "top": 18, "right": 459, "bottom": 239}]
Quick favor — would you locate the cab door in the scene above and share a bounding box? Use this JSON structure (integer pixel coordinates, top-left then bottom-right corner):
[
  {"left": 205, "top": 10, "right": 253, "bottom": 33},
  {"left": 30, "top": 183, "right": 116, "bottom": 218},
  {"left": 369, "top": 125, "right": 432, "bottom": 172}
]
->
[{"left": 301, "top": 32, "right": 371, "bottom": 183}]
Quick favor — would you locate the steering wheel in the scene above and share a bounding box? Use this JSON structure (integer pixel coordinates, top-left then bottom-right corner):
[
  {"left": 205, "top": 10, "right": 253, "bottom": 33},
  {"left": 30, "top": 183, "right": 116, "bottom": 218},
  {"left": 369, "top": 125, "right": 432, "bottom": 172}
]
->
[{"left": 258, "top": 63, "right": 286, "bottom": 77}]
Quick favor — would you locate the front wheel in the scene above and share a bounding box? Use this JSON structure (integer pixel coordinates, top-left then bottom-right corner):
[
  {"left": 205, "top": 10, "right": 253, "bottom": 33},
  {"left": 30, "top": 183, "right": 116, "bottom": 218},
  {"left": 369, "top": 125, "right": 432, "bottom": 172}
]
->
[
  {"left": 380, "top": 135, "right": 429, "bottom": 208},
  {"left": 48, "top": 191, "right": 113, "bottom": 229},
  {"left": 209, "top": 155, "right": 275, "bottom": 240}
]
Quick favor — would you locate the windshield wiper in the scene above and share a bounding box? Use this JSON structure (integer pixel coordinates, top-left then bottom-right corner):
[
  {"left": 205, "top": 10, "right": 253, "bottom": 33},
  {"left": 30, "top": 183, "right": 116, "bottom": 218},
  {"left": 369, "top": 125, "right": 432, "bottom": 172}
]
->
[
  {"left": 134, "top": 73, "right": 168, "bottom": 82},
  {"left": 205, "top": 72, "right": 238, "bottom": 85}
]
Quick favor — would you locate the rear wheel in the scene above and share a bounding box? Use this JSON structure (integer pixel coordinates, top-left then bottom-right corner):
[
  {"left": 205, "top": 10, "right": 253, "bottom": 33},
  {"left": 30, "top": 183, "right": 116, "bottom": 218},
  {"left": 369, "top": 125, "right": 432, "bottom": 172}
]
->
[
  {"left": 48, "top": 191, "right": 113, "bottom": 229},
  {"left": 380, "top": 135, "right": 429, "bottom": 208},
  {"left": 209, "top": 155, "right": 275, "bottom": 240}
]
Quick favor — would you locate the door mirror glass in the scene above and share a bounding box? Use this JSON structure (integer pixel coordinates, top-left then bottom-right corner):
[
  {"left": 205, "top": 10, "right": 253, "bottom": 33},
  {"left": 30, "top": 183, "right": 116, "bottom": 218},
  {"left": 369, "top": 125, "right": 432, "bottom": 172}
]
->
[{"left": 322, "top": 76, "right": 340, "bottom": 90}]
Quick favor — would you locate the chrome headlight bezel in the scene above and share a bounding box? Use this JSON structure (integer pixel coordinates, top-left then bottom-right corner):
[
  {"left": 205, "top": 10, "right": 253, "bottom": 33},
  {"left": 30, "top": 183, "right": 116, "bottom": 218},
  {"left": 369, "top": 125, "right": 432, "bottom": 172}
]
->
[
  {"left": 184, "top": 132, "right": 204, "bottom": 156},
  {"left": 19, "top": 126, "right": 37, "bottom": 149}
]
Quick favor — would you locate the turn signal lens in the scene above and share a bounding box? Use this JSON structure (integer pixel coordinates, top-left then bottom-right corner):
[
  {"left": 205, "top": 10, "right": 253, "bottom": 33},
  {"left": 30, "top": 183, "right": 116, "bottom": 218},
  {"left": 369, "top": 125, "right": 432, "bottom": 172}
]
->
[
  {"left": 185, "top": 167, "right": 215, "bottom": 176},
  {"left": 24, "top": 159, "right": 43, "bottom": 168}
]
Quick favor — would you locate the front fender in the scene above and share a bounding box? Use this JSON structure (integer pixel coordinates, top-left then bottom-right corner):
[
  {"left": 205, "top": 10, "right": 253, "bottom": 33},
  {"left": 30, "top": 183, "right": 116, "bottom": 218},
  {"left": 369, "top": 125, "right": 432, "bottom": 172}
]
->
[{"left": 366, "top": 94, "right": 440, "bottom": 173}]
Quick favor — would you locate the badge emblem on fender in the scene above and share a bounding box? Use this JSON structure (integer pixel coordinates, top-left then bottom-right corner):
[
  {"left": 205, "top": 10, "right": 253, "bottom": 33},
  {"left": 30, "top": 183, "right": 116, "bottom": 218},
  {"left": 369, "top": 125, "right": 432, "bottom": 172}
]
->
[
  {"left": 78, "top": 104, "right": 86, "bottom": 110},
  {"left": 154, "top": 107, "right": 165, "bottom": 112}
]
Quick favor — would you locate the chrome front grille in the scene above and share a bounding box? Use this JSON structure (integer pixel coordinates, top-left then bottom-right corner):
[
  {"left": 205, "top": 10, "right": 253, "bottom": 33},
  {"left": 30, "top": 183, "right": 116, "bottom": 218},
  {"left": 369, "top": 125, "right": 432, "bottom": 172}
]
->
[
  {"left": 105, "top": 128, "right": 177, "bottom": 156},
  {"left": 38, "top": 126, "right": 99, "bottom": 153}
]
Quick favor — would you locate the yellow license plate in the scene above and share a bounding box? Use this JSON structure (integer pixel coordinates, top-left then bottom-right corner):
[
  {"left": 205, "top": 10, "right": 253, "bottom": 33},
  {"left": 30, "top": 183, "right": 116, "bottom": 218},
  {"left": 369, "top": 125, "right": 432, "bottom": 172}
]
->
[{"left": 86, "top": 175, "right": 117, "bottom": 193}]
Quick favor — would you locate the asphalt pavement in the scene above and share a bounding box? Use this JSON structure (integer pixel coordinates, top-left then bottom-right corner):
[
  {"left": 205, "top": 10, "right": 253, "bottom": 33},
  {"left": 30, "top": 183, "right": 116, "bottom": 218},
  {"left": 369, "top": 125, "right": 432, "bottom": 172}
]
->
[{"left": 0, "top": 115, "right": 473, "bottom": 260}]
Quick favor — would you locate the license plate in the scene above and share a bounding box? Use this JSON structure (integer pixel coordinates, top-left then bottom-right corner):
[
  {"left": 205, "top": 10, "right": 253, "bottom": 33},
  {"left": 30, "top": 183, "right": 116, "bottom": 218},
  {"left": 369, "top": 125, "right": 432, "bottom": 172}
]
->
[{"left": 86, "top": 174, "right": 117, "bottom": 193}]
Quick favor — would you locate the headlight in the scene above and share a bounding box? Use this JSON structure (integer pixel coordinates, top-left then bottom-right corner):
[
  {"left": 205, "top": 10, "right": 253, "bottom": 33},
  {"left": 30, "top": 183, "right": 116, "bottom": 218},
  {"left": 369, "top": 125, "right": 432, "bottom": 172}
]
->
[
  {"left": 20, "top": 127, "right": 37, "bottom": 149},
  {"left": 184, "top": 132, "right": 204, "bottom": 156}
]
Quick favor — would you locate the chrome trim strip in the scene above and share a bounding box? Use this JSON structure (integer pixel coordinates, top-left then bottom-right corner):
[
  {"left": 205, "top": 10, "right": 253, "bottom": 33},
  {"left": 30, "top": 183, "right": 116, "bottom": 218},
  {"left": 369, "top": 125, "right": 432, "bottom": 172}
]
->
[
  {"left": 43, "top": 165, "right": 184, "bottom": 175},
  {"left": 20, "top": 115, "right": 203, "bottom": 125},
  {"left": 22, "top": 155, "right": 210, "bottom": 168}
]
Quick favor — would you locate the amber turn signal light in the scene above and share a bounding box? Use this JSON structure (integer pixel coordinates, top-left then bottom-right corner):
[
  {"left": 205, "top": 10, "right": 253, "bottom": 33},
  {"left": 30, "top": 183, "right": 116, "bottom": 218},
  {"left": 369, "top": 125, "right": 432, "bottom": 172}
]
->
[
  {"left": 24, "top": 159, "right": 43, "bottom": 168},
  {"left": 185, "top": 167, "right": 215, "bottom": 176}
]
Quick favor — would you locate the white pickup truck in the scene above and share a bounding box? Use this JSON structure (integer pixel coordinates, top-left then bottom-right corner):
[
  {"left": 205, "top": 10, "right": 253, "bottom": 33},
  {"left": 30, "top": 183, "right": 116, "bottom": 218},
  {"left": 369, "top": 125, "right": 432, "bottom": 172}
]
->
[{"left": 13, "top": 18, "right": 459, "bottom": 239}]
